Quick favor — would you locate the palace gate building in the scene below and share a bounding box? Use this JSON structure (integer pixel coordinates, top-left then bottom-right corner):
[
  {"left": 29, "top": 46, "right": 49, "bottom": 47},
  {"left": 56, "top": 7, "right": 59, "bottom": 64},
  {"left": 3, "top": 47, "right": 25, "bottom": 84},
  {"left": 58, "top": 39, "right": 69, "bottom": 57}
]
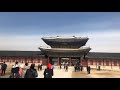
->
[{"left": 39, "top": 36, "right": 91, "bottom": 66}]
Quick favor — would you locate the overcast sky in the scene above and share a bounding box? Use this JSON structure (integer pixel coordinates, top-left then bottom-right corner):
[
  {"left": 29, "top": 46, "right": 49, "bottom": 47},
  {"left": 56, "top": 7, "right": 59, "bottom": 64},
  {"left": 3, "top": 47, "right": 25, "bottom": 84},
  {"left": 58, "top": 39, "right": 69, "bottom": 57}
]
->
[{"left": 0, "top": 12, "right": 120, "bottom": 52}]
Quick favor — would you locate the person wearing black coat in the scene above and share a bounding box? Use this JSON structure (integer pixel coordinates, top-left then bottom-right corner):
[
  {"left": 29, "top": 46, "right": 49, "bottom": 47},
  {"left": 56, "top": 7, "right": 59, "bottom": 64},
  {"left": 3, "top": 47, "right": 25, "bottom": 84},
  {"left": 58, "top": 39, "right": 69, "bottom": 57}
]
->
[
  {"left": 43, "top": 67, "right": 53, "bottom": 78},
  {"left": 1, "top": 62, "right": 7, "bottom": 76},
  {"left": 87, "top": 66, "right": 91, "bottom": 74},
  {"left": 24, "top": 64, "right": 38, "bottom": 78},
  {"left": 40, "top": 64, "right": 42, "bottom": 71},
  {"left": 60, "top": 64, "right": 62, "bottom": 69},
  {"left": 9, "top": 65, "right": 16, "bottom": 78},
  {"left": 81, "top": 65, "right": 83, "bottom": 71}
]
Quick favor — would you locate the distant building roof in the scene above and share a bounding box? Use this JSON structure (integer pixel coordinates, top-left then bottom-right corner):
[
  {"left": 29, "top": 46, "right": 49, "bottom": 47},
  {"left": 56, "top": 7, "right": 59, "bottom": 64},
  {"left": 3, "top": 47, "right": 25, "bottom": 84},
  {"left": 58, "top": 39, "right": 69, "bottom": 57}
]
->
[
  {"left": 0, "top": 51, "right": 44, "bottom": 57},
  {"left": 42, "top": 36, "right": 82, "bottom": 39},
  {"left": 87, "top": 52, "right": 120, "bottom": 59},
  {"left": 0, "top": 51, "right": 120, "bottom": 59},
  {"left": 42, "top": 37, "right": 89, "bottom": 48}
]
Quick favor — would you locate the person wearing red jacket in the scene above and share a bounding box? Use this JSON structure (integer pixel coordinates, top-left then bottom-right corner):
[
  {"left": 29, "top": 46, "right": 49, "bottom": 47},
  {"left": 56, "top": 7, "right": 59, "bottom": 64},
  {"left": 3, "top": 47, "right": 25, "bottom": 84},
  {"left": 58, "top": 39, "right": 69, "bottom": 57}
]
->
[
  {"left": 48, "top": 63, "right": 52, "bottom": 69},
  {"left": 45, "top": 63, "right": 54, "bottom": 78}
]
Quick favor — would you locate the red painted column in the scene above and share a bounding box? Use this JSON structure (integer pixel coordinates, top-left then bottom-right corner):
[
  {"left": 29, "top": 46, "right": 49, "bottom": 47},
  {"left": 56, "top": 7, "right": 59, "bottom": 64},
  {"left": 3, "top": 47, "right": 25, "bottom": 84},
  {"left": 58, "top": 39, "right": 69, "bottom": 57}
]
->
[
  {"left": 58, "top": 57, "right": 59, "bottom": 65},
  {"left": 80, "top": 57, "right": 82, "bottom": 65},
  {"left": 0, "top": 58, "right": 1, "bottom": 62},
  {"left": 32, "top": 58, "right": 33, "bottom": 63},
  {"left": 119, "top": 60, "right": 120, "bottom": 69},
  {"left": 96, "top": 59, "right": 97, "bottom": 69},
  {"left": 9, "top": 58, "right": 10, "bottom": 63},
  {"left": 8, "top": 58, "right": 10, "bottom": 63},
  {"left": 85, "top": 58, "right": 87, "bottom": 66},
  {"left": 48, "top": 57, "right": 49, "bottom": 64},
  {"left": 40, "top": 59, "right": 42, "bottom": 64},
  {"left": 86, "top": 58, "right": 88, "bottom": 66},
  {"left": 59, "top": 58, "right": 61, "bottom": 65},
  {"left": 117, "top": 60, "right": 119, "bottom": 69},
  {"left": 103, "top": 59, "right": 104, "bottom": 68},
  {"left": 3, "top": 58, "right": 5, "bottom": 62},
  {"left": 1, "top": 58, "right": 2, "bottom": 62},
  {"left": 29, "top": 58, "right": 31, "bottom": 63},
  {"left": 111, "top": 59, "right": 112, "bottom": 69}
]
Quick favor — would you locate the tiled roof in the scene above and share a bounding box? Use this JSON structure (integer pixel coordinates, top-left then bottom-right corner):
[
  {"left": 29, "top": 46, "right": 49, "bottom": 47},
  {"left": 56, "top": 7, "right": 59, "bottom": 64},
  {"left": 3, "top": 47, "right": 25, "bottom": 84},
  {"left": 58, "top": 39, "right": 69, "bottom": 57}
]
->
[
  {"left": 0, "top": 51, "right": 120, "bottom": 59},
  {"left": 87, "top": 52, "right": 120, "bottom": 59},
  {"left": 0, "top": 51, "right": 44, "bottom": 57}
]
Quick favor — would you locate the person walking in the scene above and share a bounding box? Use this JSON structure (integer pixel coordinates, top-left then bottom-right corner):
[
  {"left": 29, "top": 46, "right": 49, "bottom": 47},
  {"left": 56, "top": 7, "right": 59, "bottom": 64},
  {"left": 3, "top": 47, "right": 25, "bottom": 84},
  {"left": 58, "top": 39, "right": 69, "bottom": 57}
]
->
[
  {"left": 43, "top": 66, "right": 53, "bottom": 78},
  {"left": 0, "top": 64, "right": 2, "bottom": 77},
  {"left": 1, "top": 62, "right": 7, "bottom": 76},
  {"left": 22, "top": 63, "right": 29, "bottom": 78},
  {"left": 19, "top": 66, "right": 23, "bottom": 78},
  {"left": 9, "top": 65, "right": 16, "bottom": 78},
  {"left": 38, "top": 64, "right": 40, "bottom": 71},
  {"left": 40, "top": 63, "right": 42, "bottom": 71},
  {"left": 65, "top": 62, "right": 68, "bottom": 72},
  {"left": 60, "top": 63, "right": 62, "bottom": 69},
  {"left": 15, "top": 64, "right": 20, "bottom": 78},
  {"left": 63, "top": 62, "right": 65, "bottom": 69},
  {"left": 81, "top": 65, "right": 83, "bottom": 71},
  {"left": 87, "top": 66, "right": 91, "bottom": 74},
  {"left": 24, "top": 64, "right": 38, "bottom": 78}
]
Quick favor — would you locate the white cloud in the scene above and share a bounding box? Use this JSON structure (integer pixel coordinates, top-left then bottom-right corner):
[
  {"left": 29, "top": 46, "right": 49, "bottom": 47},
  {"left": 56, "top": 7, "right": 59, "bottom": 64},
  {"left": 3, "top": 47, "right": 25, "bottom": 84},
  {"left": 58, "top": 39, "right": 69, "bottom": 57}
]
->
[
  {"left": 85, "top": 30, "right": 120, "bottom": 52},
  {"left": 0, "top": 30, "right": 120, "bottom": 52},
  {"left": 0, "top": 35, "right": 48, "bottom": 51}
]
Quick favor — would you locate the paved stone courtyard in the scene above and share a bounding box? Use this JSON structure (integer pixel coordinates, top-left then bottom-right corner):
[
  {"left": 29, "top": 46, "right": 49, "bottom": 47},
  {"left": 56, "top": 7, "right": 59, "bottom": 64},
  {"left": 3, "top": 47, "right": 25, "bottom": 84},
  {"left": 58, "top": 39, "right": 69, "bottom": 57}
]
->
[
  {"left": 37, "top": 66, "right": 120, "bottom": 78},
  {"left": 1, "top": 66, "right": 120, "bottom": 78}
]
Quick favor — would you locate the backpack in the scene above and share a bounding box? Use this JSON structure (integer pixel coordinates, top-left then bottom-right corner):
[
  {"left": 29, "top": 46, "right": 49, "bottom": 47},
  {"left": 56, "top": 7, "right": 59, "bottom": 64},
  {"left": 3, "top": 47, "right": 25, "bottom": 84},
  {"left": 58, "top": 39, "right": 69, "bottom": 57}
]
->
[
  {"left": 24, "top": 69, "right": 38, "bottom": 78},
  {"left": 44, "top": 69, "right": 50, "bottom": 78}
]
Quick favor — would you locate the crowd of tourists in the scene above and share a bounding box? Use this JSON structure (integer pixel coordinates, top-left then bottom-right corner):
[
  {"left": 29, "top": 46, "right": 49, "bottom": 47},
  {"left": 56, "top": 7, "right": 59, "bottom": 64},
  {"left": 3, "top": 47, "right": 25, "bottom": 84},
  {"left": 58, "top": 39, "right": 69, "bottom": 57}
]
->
[
  {"left": 74, "top": 62, "right": 91, "bottom": 74},
  {"left": 0, "top": 61, "right": 54, "bottom": 78},
  {"left": 59, "top": 62, "right": 69, "bottom": 71},
  {"left": 0, "top": 61, "right": 91, "bottom": 78},
  {"left": 59, "top": 61, "right": 91, "bottom": 74}
]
